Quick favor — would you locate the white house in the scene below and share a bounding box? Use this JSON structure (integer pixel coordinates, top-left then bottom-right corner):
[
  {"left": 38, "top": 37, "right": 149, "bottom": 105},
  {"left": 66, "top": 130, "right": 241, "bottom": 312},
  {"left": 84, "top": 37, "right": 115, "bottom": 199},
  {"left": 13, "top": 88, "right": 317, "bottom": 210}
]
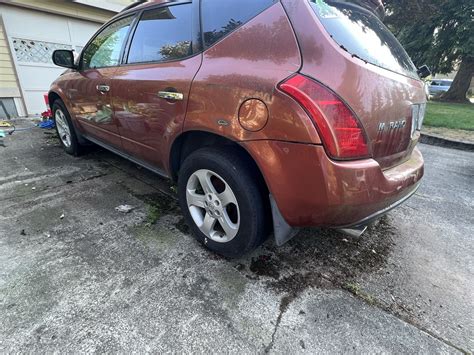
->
[{"left": 0, "top": 0, "right": 134, "bottom": 118}]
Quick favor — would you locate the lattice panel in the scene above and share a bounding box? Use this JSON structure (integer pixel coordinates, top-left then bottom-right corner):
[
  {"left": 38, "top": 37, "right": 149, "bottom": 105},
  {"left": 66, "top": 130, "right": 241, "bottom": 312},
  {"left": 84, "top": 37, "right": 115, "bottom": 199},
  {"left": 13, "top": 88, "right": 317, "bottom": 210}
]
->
[{"left": 12, "top": 38, "right": 72, "bottom": 63}]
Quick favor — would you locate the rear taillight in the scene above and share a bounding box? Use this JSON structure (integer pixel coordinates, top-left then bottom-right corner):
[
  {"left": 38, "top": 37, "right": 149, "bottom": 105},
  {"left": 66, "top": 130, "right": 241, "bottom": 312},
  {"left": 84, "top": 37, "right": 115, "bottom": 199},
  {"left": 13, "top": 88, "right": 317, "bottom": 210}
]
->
[{"left": 279, "top": 74, "right": 370, "bottom": 160}]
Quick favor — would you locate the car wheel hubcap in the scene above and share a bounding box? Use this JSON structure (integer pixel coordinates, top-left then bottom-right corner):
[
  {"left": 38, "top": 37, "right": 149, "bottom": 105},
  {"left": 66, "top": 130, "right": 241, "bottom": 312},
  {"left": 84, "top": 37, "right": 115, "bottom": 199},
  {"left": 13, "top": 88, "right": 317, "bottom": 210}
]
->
[
  {"left": 55, "top": 109, "right": 72, "bottom": 148},
  {"left": 186, "top": 169, "right": 240, "bottom": 243}
]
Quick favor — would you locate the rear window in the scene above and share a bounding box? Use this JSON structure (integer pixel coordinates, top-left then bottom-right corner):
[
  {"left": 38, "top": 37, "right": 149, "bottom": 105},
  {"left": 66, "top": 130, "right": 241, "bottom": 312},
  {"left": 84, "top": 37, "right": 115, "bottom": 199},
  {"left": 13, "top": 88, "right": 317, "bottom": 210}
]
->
[{"left": 309, "top": 0, "right": 418, "bottom": 78}]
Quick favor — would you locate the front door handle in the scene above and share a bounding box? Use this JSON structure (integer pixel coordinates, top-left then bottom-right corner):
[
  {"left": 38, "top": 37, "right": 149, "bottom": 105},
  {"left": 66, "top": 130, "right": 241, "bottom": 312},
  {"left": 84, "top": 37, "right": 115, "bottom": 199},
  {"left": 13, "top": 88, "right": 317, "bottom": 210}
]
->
[
  {"left": 158, "top": 91, "right": 184, "bottom": 101},
  {"left": 96, "top": 84, "right": 110, "bottom": 93}
]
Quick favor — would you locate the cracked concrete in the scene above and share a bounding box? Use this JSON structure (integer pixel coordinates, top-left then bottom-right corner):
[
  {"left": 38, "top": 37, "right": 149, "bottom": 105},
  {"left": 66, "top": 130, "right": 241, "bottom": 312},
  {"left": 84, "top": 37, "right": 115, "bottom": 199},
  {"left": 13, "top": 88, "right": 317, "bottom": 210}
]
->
[{"left": 0, "top": 122, "right": 472, "bottom": 353}]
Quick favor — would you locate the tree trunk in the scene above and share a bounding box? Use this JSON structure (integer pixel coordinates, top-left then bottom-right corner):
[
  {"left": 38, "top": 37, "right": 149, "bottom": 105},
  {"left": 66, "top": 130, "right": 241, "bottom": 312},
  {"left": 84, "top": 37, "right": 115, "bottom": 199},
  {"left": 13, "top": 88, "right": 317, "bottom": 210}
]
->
[{"left": 439, "top": 57, "right": 474, "bottom": 103}]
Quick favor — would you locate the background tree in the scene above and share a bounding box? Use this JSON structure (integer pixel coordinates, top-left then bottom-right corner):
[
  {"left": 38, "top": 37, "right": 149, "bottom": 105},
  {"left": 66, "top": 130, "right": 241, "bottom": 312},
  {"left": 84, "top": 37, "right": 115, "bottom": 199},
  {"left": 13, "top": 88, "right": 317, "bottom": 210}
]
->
[{"left": 384, "top": 0, "right": 473, "bottom": 102}]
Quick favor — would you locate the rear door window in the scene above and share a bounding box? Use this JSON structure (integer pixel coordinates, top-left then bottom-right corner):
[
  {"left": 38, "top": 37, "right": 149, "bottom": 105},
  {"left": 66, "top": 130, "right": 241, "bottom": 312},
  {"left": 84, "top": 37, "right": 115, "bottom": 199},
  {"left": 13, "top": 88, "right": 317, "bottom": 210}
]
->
[
  {"left": 127, "top": 4, "right": 193, "bottom": 64},
  {"left": 309, "top": 0, "right": 418, "bottom": 79},
  {"left": 201, "top": 0, "right": 276, "bottom": 48}
]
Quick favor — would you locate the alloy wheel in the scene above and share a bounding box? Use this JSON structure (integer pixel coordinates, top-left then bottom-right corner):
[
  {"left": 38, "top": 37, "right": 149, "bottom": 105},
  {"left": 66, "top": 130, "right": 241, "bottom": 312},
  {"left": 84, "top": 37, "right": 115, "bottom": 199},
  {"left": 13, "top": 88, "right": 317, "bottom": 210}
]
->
[
  {"left": 55, "top": 109, "right": 72, "bottom": 148},
  {"left": 186, "top": 169, "right": 240, "bottom": 243}
]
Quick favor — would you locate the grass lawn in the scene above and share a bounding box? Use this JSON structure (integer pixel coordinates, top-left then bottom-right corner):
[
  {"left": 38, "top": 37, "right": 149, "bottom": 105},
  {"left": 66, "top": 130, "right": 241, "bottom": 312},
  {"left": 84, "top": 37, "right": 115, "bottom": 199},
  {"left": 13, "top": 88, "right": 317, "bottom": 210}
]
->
[{"left": 423, "top": 101, "right": 474, "bottom": 131}]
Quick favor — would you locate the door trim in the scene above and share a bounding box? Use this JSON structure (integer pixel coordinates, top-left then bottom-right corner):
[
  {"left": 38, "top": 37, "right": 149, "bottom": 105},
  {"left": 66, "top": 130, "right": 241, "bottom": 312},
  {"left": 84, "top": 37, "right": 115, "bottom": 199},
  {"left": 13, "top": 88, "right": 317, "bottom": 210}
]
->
[{"left": 83, "top": 134, "right": 170, "bottom": 179}]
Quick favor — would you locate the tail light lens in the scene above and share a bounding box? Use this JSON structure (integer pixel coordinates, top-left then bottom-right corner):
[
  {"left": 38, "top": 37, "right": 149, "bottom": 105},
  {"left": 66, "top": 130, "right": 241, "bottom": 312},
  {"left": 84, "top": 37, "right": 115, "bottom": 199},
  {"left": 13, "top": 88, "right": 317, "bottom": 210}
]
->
[{"left": 279, "top": 74, "right": 370, "bottom": 160}]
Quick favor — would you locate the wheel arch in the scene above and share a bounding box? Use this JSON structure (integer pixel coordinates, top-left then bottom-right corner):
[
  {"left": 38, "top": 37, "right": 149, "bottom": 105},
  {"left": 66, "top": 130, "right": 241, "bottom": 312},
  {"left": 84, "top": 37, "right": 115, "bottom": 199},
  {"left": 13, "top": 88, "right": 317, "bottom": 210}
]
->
[
  {"left": 48, "top": 91, "right": 63, "bottom": 109},
  {"left": 169, "top": 131, "right": 268, "bottom": 194},
  {"left": 48, "top": 90, "right": 88, "bottom": 145}
]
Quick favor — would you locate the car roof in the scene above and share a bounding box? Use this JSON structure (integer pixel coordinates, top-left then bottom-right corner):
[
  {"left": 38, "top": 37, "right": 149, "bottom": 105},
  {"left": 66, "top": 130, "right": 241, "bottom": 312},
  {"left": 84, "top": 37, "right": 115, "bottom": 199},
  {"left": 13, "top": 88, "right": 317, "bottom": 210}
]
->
[{"left": 119, "top": 0, "right": 178, "bottom": 17}]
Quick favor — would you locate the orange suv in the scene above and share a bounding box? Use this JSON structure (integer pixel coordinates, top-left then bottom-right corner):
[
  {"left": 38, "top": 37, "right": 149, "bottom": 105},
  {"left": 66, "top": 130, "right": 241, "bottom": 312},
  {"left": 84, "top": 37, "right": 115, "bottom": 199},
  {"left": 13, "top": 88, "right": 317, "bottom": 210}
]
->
[{"left": 49, "top": 0, "right": 425, "bottom": 257}]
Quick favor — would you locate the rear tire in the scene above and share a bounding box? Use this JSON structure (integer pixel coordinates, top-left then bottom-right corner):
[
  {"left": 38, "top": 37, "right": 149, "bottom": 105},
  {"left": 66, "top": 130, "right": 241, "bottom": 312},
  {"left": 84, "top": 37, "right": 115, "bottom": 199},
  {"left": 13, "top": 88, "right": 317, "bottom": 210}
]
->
[
  {"left": 178, "top": 147, "right": 269, "bottom": 258},
  {"left": 52, "top": 100, "right": 82, "bottom": 156}
]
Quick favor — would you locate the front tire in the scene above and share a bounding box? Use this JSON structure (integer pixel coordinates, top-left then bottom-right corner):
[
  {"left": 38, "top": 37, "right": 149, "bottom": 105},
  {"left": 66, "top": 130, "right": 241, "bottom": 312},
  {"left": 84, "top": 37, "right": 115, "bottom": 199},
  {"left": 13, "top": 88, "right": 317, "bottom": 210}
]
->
[
  {"left": 52, "top": 101, "right": 82, "bottom": 156},
  {"left": 178, "top": 147, "right": 269, "bottom": 258}
]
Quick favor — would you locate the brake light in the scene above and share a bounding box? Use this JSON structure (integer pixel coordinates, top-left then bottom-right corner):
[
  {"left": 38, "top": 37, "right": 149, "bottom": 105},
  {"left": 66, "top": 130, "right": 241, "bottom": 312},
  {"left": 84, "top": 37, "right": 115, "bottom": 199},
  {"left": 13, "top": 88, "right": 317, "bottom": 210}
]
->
[{"left": 279, "top": 74, "right": 370, "bottom": 159}]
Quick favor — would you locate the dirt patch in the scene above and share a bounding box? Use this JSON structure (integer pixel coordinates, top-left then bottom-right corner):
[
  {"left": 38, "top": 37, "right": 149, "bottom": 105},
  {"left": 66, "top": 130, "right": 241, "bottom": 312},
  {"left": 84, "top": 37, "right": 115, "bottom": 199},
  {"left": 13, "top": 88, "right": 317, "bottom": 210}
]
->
[
  {"left": 270, "top": 272, "right": 333, "bottom": 296},
  {"left": 134, "top": 192, "right": 179, "bottom": 215},
  {"left": 42, "top": 131, "right": 61, "bottom": 146},
  {"left": 174, "top": 217, "right": 190, "bottom": 235},
  {"left": 249, "top": 255, "right": 280, "bottom": 279},
  {"left": 121, "top": 186, "right": 180, "bottom": 226},
  {"left": 243, "top": 216, "right": 396, "bottom": 296},
  {"left": 254, "top": 217, "right": 399, "bottom": 353}
]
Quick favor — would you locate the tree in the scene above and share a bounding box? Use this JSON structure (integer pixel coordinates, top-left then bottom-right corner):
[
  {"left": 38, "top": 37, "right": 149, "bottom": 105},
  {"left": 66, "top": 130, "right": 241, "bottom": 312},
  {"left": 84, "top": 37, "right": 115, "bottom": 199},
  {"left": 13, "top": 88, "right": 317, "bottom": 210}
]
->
[{"left": 384, "top": 0, "right": 474, "bottom": 102}]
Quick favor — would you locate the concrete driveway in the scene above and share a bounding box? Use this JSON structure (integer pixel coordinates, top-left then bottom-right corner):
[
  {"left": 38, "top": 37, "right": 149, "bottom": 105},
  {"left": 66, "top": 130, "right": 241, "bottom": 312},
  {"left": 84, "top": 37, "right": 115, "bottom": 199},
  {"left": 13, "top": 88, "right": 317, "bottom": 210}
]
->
[{"left": 0, "top": 122, "right": 472, "bottom": 353}]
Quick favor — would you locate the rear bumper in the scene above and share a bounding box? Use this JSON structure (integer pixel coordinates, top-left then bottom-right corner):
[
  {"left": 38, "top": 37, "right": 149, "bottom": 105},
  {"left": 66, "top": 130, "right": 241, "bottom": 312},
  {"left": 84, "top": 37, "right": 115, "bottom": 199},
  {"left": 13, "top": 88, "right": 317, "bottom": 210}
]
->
[
  {"left": 241, "top": 141, "right": 424, "bottom": 227},
  {"left": 337, "top": 181, "right": 420, "bottom": 229}
]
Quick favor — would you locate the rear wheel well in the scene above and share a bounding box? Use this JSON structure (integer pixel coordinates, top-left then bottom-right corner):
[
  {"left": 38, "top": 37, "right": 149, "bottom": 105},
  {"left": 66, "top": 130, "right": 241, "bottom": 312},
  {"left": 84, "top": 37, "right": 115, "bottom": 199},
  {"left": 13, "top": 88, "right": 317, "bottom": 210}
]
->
[
  {"left": 171, "top": 131, "right": 272, "bottom": 239},
  {"left": 170, "top": 131, "right": 268, "bottom": 194}
]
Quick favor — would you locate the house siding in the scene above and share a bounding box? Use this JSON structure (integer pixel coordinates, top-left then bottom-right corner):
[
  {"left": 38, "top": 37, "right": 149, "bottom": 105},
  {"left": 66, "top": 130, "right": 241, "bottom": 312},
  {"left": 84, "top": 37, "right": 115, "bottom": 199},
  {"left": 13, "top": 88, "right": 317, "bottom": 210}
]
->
[{"left": 0, "top": 19, "right": 21, "bottom": 98}]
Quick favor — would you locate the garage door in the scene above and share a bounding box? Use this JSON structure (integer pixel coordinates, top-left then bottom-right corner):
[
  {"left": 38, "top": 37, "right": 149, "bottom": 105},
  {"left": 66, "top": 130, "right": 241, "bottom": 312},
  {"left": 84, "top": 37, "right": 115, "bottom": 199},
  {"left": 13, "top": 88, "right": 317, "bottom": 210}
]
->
[{"left": 2, "top": 6, "right": 100, "bottom": 116}]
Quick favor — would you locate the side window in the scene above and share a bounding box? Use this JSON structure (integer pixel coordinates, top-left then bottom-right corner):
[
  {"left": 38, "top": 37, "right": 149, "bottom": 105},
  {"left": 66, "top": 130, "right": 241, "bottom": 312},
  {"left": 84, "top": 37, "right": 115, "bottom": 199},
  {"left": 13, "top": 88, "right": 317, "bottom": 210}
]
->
[
  {"left": 127, "top": 4, "right": 193, "bottom": 64},
  {"left": 201, "top": 0, "right": 276, "bottom": 48},
  {"left": 82, "top": 16, "right": 134, "bottom": 70}
]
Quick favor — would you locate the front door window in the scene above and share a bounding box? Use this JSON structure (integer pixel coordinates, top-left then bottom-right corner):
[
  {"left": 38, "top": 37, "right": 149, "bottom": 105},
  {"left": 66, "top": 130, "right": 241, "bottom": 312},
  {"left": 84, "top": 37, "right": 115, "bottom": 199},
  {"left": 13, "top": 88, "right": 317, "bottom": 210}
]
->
[{"left": 82, "top": 16, "right": 134, "bottom": 70}]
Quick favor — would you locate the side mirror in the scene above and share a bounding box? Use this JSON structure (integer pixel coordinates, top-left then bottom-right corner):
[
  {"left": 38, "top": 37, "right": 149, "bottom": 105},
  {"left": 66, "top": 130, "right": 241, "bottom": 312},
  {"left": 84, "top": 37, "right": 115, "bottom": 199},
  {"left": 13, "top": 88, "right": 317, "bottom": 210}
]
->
[
  {"left": 52, "top": 49, "right": 77, "bottom": 69},
  {"left": 417, "top": 65, "right": 431, "bottom": 79}
]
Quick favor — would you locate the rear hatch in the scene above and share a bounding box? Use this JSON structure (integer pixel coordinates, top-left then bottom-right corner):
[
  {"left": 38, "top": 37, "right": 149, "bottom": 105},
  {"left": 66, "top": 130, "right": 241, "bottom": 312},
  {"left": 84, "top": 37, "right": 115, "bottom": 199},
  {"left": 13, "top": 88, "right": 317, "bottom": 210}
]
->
[{"left": 284, "top": 0, "right": 427, "bottom": 169}]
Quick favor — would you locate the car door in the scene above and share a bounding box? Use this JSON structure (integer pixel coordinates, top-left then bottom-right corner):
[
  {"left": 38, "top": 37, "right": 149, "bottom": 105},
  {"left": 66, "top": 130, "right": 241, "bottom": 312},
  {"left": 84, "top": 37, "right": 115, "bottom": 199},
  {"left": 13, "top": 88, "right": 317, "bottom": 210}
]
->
[
  {"left": 110, "top": 2, "right": 202, "bottom": 173},
  {"left": 440, "top": 80, "right": 451, "bottom": 93},
  {"left": 69, "top": 15, "right": 135, "bottom": 148},
  {"left": 429, "top": 80, "right": 440, "bottom": 95}
]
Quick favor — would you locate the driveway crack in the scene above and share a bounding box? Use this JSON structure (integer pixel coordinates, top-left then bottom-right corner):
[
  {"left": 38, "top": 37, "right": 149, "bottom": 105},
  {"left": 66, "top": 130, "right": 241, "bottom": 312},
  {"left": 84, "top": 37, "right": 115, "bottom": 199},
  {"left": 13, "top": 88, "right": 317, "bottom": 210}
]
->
[
  {"left": 341, "top": 284, "right": 469, "bottom": 354},
  {"left": 264, "top": 294, "right": 296, "bottom": 353}
]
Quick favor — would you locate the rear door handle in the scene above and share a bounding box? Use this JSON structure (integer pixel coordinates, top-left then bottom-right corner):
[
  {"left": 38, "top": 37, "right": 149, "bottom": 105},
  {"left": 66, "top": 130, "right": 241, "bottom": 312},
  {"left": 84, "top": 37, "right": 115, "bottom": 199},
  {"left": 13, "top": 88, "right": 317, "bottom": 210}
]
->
[
  {"left": 96, "top": 84, "right": 110, "bottom": 93},
  {"left": 158, "top": 91, "right": 184, "bottom": 101}
]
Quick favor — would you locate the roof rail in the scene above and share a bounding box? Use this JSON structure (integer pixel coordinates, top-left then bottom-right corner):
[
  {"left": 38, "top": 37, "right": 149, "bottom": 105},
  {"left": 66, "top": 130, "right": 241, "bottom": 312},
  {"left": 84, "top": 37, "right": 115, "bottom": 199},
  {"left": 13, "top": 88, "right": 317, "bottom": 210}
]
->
[{"left": 120, "top": 0, "right": 147, "bottom": 12}]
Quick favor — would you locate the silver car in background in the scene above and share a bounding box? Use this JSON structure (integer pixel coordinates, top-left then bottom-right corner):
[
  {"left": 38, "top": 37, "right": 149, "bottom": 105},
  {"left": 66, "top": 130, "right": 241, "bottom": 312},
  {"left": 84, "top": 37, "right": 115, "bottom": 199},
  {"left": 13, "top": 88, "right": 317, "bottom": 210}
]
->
[{"left": 428, "top": 79, "right": 453, "bottom": 97}]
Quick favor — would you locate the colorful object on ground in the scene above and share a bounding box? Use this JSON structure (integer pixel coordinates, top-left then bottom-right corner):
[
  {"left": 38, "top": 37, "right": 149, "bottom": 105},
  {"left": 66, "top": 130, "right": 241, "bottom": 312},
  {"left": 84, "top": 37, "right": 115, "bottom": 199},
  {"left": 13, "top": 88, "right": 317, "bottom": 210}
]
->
[
  {"left": 41, "top": 110, "right": 52, "bottom": 120},
  {"left": 0, "top": 120, "right": 13, "bottom": 128},
  {"left": 38, "top": 119, "right": 55, "bottom": 129},
  {"left": 42, "top": 94, "right": 53, "bottom": 120}
]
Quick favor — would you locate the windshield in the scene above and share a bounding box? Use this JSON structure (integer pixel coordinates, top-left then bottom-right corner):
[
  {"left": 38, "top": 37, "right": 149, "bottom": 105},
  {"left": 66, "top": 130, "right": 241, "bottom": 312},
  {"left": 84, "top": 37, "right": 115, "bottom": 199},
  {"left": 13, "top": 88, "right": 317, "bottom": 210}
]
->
[{"left": 309, "top": 0, "right": 418, "bottom": 79}]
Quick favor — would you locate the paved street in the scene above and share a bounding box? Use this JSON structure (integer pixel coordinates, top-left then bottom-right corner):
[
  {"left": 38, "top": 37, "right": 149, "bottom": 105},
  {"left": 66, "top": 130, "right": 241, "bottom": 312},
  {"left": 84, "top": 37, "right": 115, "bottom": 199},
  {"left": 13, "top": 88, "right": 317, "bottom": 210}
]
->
[{"left": 0, "top": 122, "right": 472, "bottom": 353}]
